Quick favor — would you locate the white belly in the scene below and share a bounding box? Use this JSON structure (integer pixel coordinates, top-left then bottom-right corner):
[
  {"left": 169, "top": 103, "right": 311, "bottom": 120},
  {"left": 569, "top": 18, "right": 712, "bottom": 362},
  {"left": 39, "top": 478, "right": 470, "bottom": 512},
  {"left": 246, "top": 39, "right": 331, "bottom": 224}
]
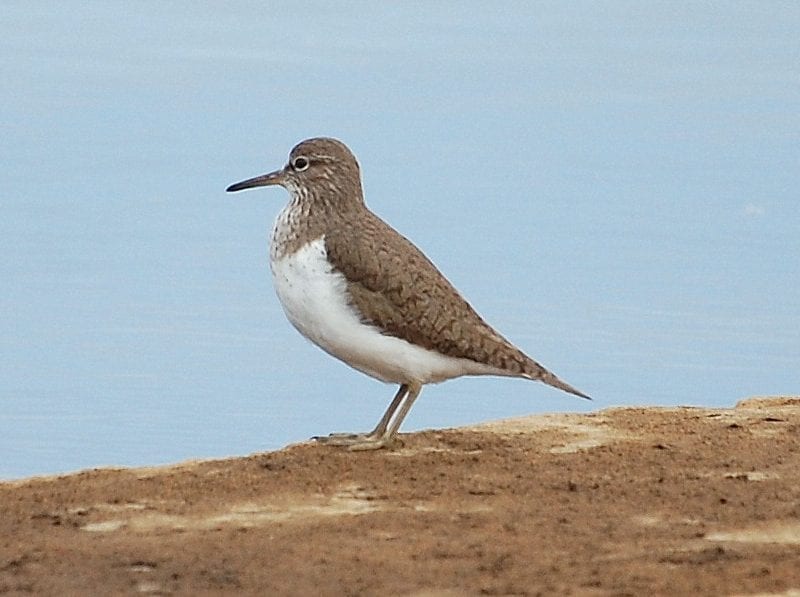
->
[{"left": 269, "top": 236, "right": 487, "bottom": 385}]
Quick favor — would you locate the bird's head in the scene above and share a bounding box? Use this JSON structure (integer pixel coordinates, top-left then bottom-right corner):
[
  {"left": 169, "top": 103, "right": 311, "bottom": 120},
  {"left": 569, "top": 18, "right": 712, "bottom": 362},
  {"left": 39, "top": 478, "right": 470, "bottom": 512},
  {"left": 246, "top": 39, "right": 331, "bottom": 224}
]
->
[{"left": 226, "top": 137, "right": 364, "bottom": 209}]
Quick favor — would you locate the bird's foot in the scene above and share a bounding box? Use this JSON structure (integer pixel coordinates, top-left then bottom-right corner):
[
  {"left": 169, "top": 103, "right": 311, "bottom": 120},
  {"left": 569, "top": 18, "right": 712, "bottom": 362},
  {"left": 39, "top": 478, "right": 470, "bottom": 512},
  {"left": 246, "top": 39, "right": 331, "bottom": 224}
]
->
[
  {"left": 313, "top": 432, "right": 398, "bottom": 451},
  {"left": 313, "top": 432, "right": 372, "bottom": 445}
]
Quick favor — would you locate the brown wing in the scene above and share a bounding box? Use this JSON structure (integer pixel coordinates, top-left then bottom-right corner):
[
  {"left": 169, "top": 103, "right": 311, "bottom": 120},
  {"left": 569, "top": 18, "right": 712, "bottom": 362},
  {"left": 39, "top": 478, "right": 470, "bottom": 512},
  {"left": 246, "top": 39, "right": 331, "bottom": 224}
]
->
[{"left": 323, "top": 211, "right": 535, "bottom": 376}]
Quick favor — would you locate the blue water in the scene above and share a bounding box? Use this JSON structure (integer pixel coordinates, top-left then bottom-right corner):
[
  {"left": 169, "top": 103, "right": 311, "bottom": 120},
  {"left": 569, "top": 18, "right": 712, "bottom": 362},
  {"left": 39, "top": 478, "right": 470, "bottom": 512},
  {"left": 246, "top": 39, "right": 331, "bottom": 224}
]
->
[{"left": 2, "top": 3, "right": 798, "bottom": 478}]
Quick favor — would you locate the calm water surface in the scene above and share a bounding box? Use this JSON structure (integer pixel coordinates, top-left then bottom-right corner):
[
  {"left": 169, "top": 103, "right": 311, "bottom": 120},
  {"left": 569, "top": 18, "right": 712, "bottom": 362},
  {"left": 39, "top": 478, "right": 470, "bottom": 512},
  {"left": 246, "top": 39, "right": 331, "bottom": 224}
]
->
[{"left": 2, "top": 4, "right": 798, "bottom": 478}]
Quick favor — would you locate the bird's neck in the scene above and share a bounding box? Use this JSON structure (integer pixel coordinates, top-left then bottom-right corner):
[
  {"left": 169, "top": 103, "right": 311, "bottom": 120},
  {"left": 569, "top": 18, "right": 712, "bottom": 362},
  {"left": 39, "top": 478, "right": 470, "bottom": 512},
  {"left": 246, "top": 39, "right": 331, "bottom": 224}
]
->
[{"left": 270, "top": 189, "right": 363, "bottom": 260}]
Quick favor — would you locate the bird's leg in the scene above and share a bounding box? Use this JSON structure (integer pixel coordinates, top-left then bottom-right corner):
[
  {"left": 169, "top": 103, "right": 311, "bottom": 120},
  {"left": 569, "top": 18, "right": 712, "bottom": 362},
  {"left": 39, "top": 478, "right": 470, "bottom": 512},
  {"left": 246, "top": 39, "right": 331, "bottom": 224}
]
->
[
  {"left": 347, "top": 382, "right": 423, "bottom": 451},
  {"left": 314, "top": 384, "right": 408, "bottom": 446}
]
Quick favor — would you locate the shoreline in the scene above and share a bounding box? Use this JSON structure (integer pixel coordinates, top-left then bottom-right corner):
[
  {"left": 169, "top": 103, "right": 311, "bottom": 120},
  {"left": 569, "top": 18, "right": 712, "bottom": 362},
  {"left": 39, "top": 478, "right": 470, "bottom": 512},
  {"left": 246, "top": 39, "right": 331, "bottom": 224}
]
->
[{"left": 2, "top": 396, "right": 799, "bottom": 595}]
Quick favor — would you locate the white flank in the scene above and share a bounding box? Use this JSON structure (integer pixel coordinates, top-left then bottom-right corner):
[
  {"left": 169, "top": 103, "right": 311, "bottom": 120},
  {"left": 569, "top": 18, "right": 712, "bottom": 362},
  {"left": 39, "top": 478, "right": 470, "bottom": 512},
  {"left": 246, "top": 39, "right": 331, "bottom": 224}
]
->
[{"left": 270, "top": 237, "right": 499, "bottom": 385}]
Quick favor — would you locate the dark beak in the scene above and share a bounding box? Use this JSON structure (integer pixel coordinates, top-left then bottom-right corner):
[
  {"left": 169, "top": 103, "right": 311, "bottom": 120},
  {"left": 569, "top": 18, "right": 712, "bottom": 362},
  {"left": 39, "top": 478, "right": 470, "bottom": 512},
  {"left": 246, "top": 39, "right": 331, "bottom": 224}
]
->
[{"left": 226, "top": 168, "right": 285, "bottom": 193}]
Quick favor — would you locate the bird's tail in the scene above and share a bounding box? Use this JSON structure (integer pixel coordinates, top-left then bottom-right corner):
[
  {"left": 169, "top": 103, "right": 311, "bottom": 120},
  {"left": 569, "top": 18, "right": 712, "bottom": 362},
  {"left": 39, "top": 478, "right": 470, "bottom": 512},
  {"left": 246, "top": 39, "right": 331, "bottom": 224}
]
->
[
  {"left": 541, "top": 370, "right": 591, "bottom": 400},
  {"left": 524, "top": 364, "right": 591, "bottom": 400}
]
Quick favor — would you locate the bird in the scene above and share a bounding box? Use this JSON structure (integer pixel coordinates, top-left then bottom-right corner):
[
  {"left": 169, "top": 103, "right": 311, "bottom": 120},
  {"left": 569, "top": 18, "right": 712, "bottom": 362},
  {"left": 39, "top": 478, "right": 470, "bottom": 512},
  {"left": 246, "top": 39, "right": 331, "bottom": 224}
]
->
[{"left": 226, "top": 137, "right": 589, "bottom": 450}]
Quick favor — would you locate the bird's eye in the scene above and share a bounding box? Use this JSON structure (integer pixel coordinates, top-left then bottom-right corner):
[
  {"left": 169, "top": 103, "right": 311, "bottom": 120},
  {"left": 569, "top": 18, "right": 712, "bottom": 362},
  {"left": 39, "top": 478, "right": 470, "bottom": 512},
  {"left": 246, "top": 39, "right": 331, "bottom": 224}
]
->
[{"left": 292, "top": 156, "right": 310, "bottom": 171}]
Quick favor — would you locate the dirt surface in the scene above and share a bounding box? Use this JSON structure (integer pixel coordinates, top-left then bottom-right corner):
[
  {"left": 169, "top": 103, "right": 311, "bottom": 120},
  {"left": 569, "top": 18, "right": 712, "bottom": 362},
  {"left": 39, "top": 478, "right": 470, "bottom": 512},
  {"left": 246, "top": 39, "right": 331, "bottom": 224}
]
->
[{"left": 2, "top": 396, "right": 799, "bottom": 596}]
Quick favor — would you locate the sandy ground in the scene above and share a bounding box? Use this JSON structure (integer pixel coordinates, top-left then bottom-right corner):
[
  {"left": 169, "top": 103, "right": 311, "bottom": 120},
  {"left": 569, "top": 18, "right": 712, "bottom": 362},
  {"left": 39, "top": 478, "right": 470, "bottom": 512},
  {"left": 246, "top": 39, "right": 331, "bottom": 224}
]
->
[{"left": 2, "top": 396, "right": 799, "bottom": 596}]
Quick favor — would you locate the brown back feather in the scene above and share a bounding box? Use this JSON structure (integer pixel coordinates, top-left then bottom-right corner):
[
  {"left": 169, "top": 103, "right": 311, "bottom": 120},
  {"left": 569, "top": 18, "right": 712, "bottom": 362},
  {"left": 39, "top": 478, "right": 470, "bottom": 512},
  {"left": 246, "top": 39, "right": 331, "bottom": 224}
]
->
[{"left": 323, "top": 211, "right": 542, "bottom": 378}]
